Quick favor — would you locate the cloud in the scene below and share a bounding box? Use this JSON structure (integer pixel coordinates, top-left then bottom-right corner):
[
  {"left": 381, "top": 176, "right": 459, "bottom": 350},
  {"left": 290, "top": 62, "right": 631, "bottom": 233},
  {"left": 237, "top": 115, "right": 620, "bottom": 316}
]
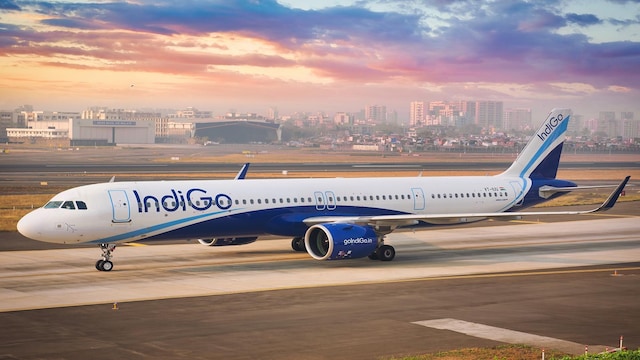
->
[
  {"left": 566, "top": 13, "right": 602, "bottom": 26},
  {"left": 1, "top": 0, "right": 639, "bottom": 115},
  {"left": 0, "top": 0, "right": 20, "bottom": 11}
]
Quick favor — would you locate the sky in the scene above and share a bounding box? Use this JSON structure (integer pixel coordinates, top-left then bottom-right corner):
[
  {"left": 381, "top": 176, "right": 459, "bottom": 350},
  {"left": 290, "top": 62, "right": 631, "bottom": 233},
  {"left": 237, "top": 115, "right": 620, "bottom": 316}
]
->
[{"left": 1, "top": 0, "right": 639, "bottom": 121}]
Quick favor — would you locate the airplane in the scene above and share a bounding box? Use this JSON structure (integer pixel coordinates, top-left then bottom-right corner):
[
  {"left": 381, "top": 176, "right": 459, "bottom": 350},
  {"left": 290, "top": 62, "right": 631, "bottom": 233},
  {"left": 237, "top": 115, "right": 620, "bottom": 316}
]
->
[{"left": 17, "top": 108, "right": 630, "bottom": 271}]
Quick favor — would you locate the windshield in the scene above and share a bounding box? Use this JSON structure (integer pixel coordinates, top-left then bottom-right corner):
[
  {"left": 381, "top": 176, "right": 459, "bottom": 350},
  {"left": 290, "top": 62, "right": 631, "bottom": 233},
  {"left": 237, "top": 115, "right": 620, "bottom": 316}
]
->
[{"left": 44, "top": 201, "right": 63, "bottom": 209}]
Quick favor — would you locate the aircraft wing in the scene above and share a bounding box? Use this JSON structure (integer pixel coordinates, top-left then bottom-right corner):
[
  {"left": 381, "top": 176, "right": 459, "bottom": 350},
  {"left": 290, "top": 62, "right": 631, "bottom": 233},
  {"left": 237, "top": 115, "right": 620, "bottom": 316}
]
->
[{"left": 304, "top": 176, "right": 630, "bottom": 227}]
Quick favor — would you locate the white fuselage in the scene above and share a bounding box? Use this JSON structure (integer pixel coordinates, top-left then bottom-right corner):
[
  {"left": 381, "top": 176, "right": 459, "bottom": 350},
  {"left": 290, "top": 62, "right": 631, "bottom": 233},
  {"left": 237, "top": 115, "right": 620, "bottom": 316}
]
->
[{"left": 17, "top": 175, "right": 530, "bottom": 245}]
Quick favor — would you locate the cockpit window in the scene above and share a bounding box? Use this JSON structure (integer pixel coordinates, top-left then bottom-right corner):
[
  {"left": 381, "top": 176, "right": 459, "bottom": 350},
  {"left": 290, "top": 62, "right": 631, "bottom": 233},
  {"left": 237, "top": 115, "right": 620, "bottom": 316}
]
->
[
  {"left": 44, "top": 201, "right": 63, "bottom": 209},
  {"left": 61, "top": 201, "right": 76, "bottom": 210},
  {"left": 76, "top": 201, "right": 88, "bottom": 210}
]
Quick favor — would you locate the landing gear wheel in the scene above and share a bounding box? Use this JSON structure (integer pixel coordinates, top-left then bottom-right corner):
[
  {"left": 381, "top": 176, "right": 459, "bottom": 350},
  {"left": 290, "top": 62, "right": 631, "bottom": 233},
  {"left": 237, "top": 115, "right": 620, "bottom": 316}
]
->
[
  {"left": 376, "top": 245, "right": 395, "bottom": 261},
  {"left": 368, "top": 252, "right": 378, "bottom": 260},
  {"left": 101, "top": 260, "right": 113, "bottom": 272},
  {"left": 291, "top": 237, "right": 306, "bottom": 252},
  {"left": 96, "top": 243, "right": 117, "bottom": 271}
]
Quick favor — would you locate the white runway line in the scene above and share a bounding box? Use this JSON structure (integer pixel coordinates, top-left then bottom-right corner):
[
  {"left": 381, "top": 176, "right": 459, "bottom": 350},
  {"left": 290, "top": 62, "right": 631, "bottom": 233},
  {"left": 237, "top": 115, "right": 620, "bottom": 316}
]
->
[{"left": 412, "top": 318, "right": 608, "bottom": 355}]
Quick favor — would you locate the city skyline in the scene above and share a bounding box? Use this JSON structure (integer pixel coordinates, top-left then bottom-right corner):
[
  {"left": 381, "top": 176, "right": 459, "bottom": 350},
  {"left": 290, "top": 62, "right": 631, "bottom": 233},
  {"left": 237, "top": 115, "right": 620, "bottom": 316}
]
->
[{"left": 1, "top": 0, "right": 639, "bottom": 120}]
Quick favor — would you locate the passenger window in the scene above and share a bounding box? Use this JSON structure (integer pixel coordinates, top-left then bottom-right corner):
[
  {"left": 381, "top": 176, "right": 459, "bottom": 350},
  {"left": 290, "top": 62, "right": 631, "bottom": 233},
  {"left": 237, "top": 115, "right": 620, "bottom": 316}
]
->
[
  {"left": 76, "top": 201, "right": 87, "bottom": 210},
  {"left": 62, "top": 201, "right": 75, "bottom": 210}
]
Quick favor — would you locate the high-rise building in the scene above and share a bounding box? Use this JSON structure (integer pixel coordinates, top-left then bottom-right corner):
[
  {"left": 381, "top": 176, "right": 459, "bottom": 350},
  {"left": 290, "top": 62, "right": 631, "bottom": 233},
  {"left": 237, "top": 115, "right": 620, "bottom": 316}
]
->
[
  {"left": 267, "top": 107, "right": 278, "bottom": 121},
  {"left": 428, "top": 101, "right": 464, "bottom": 126},
  {"left": 410, "top": 101, "right": 425, "bottom": 127},
  {"left": 365, "top": 105, "right": 387, "bottom": 123},
  {"left": 333, "top": 112, "right": 354, "bottom": 126},
  {"left": 621, "top": 111, "right": 638, "bottom": 140},
  {"left": 475, "top": 101, "right": 503, "bottom": 129},
  {"left": 598, "top": 111, "right": 617, "bottom": 137},
  {"left": 503, "top": 108, "right": 531, "bottom": 131}
]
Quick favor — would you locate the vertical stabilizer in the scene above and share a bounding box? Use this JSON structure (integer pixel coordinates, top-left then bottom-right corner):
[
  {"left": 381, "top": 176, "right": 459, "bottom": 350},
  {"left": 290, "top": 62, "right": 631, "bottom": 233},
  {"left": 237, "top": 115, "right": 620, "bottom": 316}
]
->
[{"left": 500, "top": 108, "right": 571, "bottom": 179}]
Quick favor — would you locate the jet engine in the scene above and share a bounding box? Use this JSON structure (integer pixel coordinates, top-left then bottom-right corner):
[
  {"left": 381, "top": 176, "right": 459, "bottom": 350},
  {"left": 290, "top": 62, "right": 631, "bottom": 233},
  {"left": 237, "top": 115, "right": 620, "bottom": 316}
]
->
[
  {"left": 197, "top": 237, "right": 258, "bottom": 246},
  {"left": 304, "top": 223, "right": 378, "bottom": 260}
]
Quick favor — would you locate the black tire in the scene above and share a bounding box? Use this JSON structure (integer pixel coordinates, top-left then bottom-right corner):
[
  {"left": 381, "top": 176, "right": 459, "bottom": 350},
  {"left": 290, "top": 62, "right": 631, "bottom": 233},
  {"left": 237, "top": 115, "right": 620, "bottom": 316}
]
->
[
  {"left": 368, "top": 252, "right": 378, "bottom": 260},
  {"left": 96, "top": 260, "right": 105, "bottom": 271},
  {"left": 291, "top": 237, "right": 305, "bottom": 252},
  {"left": 377, "top": 245, "right": 395, "bottom": 261},
  {"left": 101, "top": 260, "right": 113, "bottom": 272}
]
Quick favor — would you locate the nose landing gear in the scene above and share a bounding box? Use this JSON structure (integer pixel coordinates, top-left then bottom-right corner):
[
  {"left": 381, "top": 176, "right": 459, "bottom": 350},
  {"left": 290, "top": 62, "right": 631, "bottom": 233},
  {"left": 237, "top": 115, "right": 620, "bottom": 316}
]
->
[{"left": 96, "top": 243, "right": 116, "bottom": 271}]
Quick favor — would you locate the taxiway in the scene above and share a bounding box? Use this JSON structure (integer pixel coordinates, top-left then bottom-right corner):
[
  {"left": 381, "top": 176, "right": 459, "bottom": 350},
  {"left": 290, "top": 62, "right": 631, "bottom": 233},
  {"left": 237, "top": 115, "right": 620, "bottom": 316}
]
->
[{"left": 0, "top": 213, "right": 638, "bottom": 359}]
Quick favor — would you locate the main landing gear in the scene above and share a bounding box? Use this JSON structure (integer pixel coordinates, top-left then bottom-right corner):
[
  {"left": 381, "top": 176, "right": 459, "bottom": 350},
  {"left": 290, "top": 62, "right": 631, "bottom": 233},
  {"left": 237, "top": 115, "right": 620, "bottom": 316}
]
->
[
  {"left": 368, "top": 244, "right": 396, "bottom": 261},
  {"left": 291, "top": 237, "right": 306, "bottom": 252},
  {"left": 96, "top": 243, "right": 116, "bottom": 271}
]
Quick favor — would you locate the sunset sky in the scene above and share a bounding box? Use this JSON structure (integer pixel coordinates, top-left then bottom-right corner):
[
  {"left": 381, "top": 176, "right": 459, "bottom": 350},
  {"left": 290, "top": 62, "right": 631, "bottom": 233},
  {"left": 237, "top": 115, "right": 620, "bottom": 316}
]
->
[{"left": 1, "top": 0, "right": 639, "bottom": 120}]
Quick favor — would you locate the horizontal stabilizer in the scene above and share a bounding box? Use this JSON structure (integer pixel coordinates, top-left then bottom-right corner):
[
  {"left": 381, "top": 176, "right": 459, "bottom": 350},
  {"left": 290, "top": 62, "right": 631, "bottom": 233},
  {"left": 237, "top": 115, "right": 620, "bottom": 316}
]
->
[{"left": 538, "top": 183, "right": 627, "bottom": 199}]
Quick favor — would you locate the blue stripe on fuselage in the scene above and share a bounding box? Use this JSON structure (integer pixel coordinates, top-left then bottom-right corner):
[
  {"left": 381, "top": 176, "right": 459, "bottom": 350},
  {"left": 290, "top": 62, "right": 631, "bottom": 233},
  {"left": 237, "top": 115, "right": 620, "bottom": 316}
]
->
[{"left": 90, "top": 205, "right": 409, "bottom": 244}]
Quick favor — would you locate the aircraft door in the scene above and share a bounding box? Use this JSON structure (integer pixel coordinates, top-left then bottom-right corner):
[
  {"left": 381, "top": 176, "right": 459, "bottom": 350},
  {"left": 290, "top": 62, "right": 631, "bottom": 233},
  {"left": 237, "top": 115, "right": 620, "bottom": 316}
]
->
[
  {"left": 314, "top": 191, "right": 326, "bottom": 211},
  {"left": 325, "top": 191, "right": 336, "bottom": 210},
  {"left": 411, "top": 187, "right": 426, "bottom": 210},
  {"left": 108, "top": 190, "right": 131, "bottom": 223}
]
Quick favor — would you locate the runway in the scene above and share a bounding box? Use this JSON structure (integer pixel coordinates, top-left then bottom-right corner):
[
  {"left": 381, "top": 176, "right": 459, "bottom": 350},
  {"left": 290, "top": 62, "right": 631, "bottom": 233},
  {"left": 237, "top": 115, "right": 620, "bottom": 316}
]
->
[
  {"left": 1, "top": 212, "right": 639, "bottom": 359},
  {"left": 2, "top": 215, "right": 639, "bottom": 313}
]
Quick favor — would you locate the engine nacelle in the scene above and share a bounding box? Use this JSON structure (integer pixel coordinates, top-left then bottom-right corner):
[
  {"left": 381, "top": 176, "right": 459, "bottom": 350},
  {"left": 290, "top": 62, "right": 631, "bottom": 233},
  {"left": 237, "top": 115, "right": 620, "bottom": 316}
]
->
[
  {"left": 197, "top": 237, "right": 258, "bottom": 246},
  {"left": 304, "top": 223, "right": 378, "bottom": 260}
]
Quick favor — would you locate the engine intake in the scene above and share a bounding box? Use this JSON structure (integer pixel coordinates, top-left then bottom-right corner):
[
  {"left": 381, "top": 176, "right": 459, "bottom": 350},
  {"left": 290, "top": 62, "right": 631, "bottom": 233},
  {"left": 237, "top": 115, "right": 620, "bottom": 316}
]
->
[
  {"left": 197, "top": 237, "right": 258, "bottom": 246},
  {"left": 304, "top": 223, "right": 378, "bottom": 260}
]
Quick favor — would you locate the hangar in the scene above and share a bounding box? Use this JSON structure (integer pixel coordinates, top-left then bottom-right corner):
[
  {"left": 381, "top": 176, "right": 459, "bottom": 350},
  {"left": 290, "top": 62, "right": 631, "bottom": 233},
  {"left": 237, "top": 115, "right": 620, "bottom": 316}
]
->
[
  {"left": 194, "top": 121, "right": 282, "bottom": 144},
  {"left": 69, "top": 118, "right": 156, "bottom": 145}
]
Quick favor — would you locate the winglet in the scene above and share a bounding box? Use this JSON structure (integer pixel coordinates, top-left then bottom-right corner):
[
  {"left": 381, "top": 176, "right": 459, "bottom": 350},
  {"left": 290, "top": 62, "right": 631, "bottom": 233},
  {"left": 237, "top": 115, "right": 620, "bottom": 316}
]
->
[
  {"left": 234, "top": 163, "right": 250, "bottom": 180},
  {"left": 591, "top": 176, "right": 630, "bottom": 213}
]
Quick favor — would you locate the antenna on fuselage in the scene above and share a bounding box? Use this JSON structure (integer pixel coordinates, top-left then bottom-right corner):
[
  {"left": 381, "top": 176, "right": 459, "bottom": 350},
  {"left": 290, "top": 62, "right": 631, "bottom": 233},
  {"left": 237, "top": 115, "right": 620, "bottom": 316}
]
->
[{"left": 109, "top": 176, "right": 115, "bottom": 183}]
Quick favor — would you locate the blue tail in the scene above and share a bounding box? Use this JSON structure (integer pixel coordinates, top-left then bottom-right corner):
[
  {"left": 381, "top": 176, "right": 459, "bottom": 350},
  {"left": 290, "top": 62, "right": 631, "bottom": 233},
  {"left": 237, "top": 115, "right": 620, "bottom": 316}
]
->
[{"left": 500, "top": 108, "right": 571, "bottom": 179}]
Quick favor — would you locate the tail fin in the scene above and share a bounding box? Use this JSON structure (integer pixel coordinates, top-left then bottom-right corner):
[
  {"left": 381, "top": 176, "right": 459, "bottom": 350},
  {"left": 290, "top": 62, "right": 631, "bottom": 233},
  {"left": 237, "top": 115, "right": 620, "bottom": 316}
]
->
[{"left": 500, "top": 108, "right": 572, "bottom": 179}]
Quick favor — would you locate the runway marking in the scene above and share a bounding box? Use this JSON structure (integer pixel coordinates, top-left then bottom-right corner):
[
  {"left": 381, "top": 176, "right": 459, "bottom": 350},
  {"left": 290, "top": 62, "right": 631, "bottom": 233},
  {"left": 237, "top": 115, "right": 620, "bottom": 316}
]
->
[{"left": 412, "top": 318, "right": 606, "bottom": 354}]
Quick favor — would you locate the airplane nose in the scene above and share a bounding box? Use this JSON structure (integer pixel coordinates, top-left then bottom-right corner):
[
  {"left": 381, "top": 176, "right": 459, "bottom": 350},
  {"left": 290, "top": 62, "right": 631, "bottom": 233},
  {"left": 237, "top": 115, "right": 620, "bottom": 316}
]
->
[{"left": 17, "top": 212, "right": 42, "bottom": 241}]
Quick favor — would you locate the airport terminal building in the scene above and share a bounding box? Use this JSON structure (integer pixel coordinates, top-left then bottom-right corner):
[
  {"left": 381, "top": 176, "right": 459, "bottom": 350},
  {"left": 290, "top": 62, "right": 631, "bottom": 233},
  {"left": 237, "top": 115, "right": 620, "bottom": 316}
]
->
[{"left": 6, "top": 109, "right": 282, "bottom": 145}]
